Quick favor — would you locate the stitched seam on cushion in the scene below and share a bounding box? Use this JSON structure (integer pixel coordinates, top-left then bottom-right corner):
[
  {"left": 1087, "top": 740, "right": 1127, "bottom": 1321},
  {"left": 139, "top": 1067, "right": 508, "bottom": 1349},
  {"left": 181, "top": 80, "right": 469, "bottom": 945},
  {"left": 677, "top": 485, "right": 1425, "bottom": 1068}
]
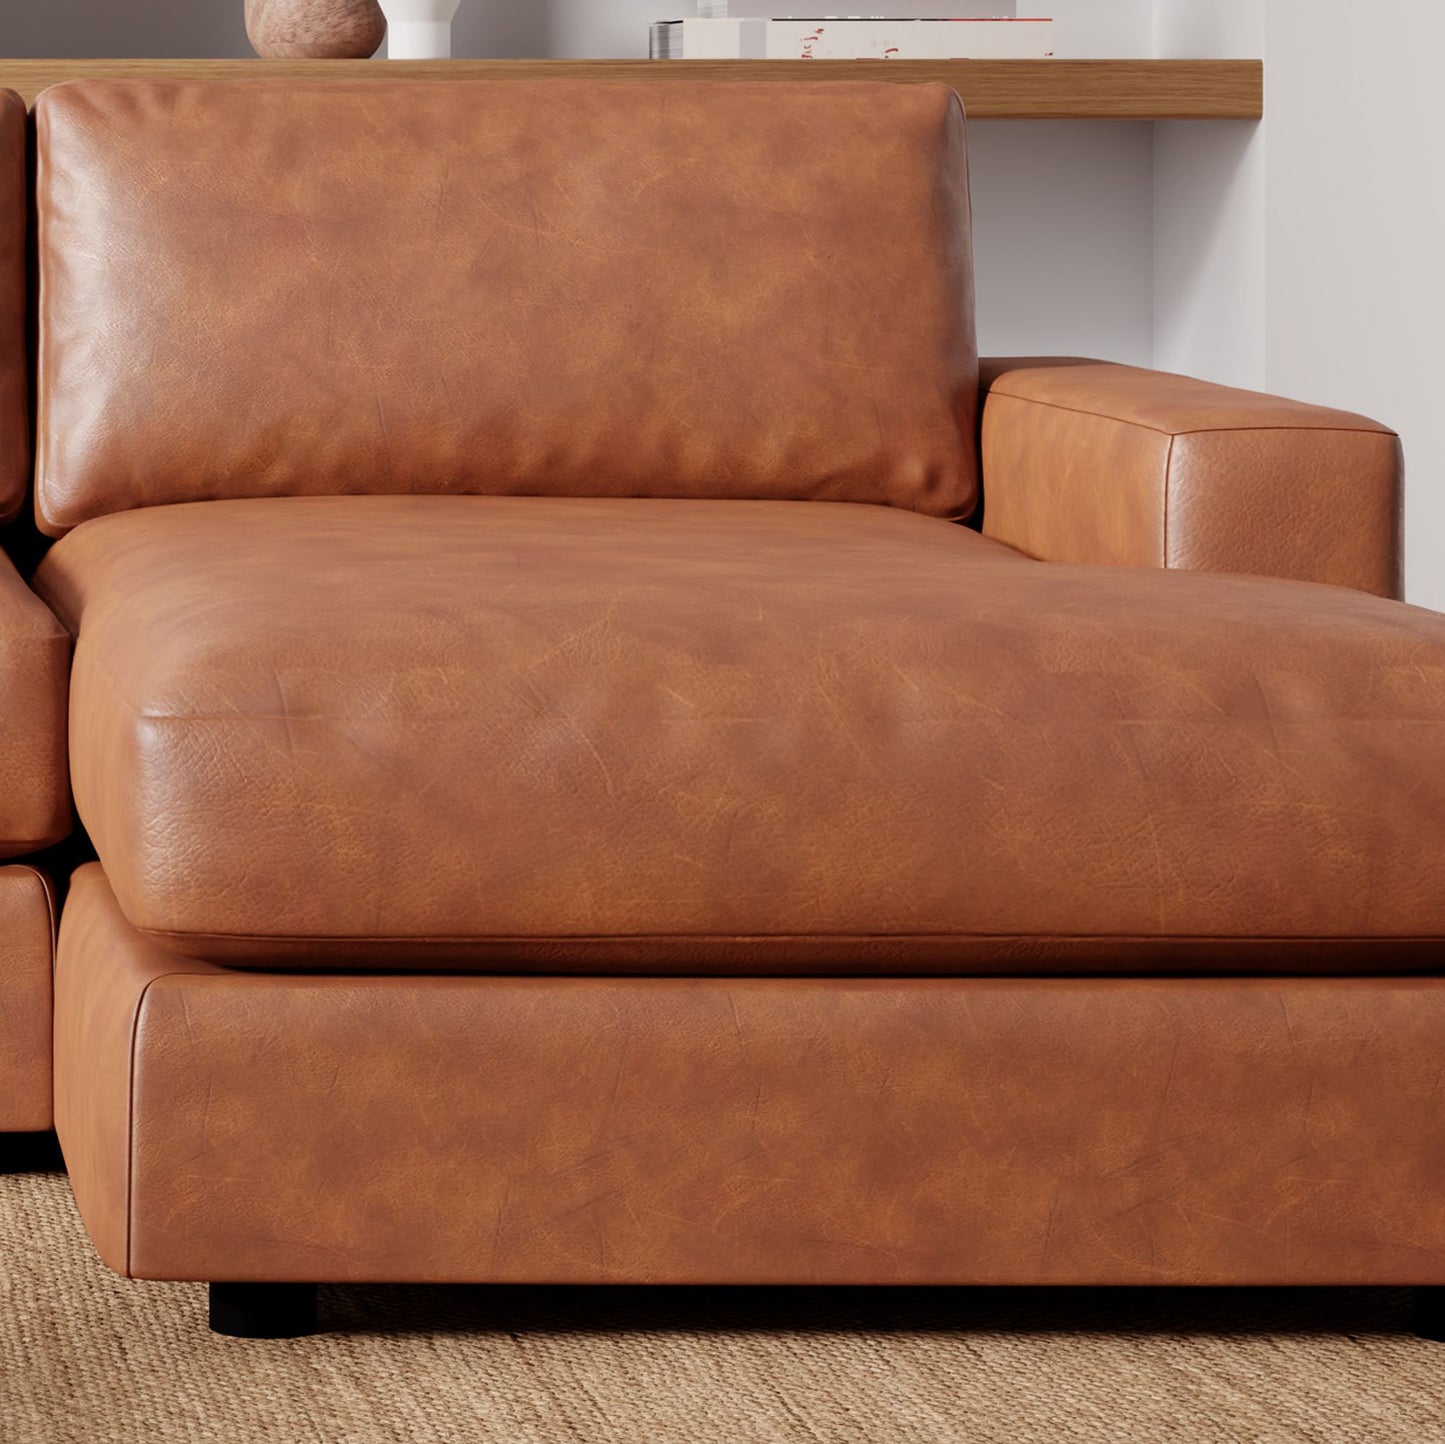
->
[
  {"left": 3, "top": 865, "right": 57, "bottom": 949},
  {"left": 124, "top": 976, "right": 152, "bottom": 1278},
  {"left": 92, "top": 710, "right": 1445, "bottom": 727},
  {"left": 1168, "top": 425, "right": 1401, "bottom": 440},
  {"left": 144, "top": 929, "right": 1445, "bottom": 946},
  {"left": 1162, "top": 432, "right": 1175, "bottom": 568},
  {"left": 125, "top": 970, "right": 202, "bottom": 1278},
  {"left": 57, "top": 644, "right": 170, "bottom": 728},
  {"left": 989, "top": 389, "right": 1397, "bottom": 439}
]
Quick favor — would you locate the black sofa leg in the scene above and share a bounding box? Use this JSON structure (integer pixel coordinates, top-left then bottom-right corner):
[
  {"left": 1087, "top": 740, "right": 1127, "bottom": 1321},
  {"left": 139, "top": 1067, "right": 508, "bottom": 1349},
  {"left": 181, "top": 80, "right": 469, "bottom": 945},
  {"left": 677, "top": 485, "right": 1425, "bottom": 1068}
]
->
[
  {"left": 209, "top": 1282, "right": 319, "bottom": 1339},
  {"left": 1413, "top": 1288, "right": 1445, "bottom": 1342}
]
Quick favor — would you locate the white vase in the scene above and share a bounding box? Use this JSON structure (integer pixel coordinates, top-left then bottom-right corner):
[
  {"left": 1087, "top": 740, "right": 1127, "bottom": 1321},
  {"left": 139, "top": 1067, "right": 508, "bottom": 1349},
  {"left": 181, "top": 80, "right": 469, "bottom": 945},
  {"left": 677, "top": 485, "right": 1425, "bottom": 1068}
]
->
[{"left": 379, "top": 0, "right": 463, "bottom": 58}]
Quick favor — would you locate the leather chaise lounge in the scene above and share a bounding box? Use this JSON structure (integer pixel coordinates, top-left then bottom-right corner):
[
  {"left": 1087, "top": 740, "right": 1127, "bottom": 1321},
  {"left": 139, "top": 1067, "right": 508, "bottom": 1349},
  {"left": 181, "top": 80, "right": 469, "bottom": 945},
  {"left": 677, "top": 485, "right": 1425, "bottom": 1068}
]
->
[
  {"left": 0, "top": 90, "right": 70, "bottom": 1141},
  {"left": 14, "top": 78, "right": 1445, "bottom": 1339}
]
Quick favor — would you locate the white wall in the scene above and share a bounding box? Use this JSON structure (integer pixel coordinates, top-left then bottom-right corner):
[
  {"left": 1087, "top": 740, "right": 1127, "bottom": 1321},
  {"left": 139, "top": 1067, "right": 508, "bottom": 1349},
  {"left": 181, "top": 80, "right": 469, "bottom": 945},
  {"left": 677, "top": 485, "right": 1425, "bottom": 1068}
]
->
[
  {"left": 1150, "top": 0, "right": 1444, "bottom": 610},
  {"left": 1151, "top": 119, "right": 1264, "bottom": 386},
  {"left": 972, "top": 121, "right": 1153, "bottom": 364},
  {"left": 1050, "top": 0, "right": 1152, "bottom": 59},
  {"left": 1, "top": 1, "right": 247, "bottom": 56},
  {"left": 969, "top": 0, "right": 1155, "bottom": 364},
  {"left": 1263, "top": 2, "right": 1445, "bottom": 610},
  {"left": 1152, "top": 1, "right": 1264, "bottom": 388}
]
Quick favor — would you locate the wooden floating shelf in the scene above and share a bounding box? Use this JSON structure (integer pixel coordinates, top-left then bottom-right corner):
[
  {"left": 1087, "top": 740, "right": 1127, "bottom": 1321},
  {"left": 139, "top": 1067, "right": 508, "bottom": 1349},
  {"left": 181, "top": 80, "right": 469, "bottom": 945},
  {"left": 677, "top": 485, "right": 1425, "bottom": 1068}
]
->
[{"left": 0, "top": 58, "right": 1262, "bottom": 120}]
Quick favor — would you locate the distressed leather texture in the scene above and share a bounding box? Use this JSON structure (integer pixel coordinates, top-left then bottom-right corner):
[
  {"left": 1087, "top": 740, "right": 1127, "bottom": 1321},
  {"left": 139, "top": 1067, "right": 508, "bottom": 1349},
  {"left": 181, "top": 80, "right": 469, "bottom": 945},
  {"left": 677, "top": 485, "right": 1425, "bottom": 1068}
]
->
[
  {"left": 0, "top": 547, "right": 72, "bottom": 856},
  {"left": 55, "top": 864, "right": 1445, "bottom": 1286},
  {"left": 0, "top": 97, "right": 65, "bottom": 1138},
  {"left": 0, "top": 867, "right": 56, "bottom": 1133},
  {"left": 0, "top": 90, "right": 27, "bottom": 523},
  {"left": 33, "top": 76, "right": 1445, "bottom": 1303},
  {"left": 36, "top": 494, "right": 1445, "bottom": 971},
  {"left": 979, "top": 359, "right": 1403, "bottom": 598},
  {"left": 34, "top": 79, "right": 979, "bottom": 535}
]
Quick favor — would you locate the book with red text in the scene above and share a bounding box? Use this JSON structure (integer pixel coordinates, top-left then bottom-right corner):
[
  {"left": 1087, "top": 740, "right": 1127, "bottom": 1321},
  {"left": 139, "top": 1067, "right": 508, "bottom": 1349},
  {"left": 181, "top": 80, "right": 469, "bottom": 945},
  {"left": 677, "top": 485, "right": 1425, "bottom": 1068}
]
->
[
  {"left": 699, "top": 1, "right": 1019, "bottom": 16},
  {"left": 651, "top": 18, "right": 1054, "bottom": 60}
]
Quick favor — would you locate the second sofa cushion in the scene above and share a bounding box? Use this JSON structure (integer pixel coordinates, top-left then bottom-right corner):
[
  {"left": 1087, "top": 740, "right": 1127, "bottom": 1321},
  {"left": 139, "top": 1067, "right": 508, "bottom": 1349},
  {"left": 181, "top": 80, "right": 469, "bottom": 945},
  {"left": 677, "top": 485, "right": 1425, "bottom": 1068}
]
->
[
  {"left": 0, "top": 90, "right": 28, "bottom": 523},
  {"left": 35, "top": 494, "right": 1445, "bottom": 973}
]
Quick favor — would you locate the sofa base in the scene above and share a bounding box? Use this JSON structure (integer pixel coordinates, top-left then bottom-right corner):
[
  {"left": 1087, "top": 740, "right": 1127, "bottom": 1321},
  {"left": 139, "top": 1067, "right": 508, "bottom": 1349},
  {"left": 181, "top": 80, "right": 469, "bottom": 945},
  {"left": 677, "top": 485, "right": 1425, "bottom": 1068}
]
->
[
  {"left": 54, "top": 865, "right": 1445, "bottom": 1291},
  {"left": 209, "top": 1282, "right": 319, "bottom": 1340},
  {"left": 1415, "top": 1288, "right": 1445, "bottom": 1343},
  {"left": 195, "top": 1284, "right": 1445, "bottom": 1343}
]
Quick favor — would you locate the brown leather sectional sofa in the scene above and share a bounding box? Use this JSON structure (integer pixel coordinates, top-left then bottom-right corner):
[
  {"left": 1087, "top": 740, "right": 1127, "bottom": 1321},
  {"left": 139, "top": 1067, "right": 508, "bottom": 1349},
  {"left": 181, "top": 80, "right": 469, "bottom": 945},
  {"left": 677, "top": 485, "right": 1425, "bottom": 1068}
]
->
[
  {"left": 2, "top": 77, "right": 1443, "bottom": 1340},
  {"left": 1, "top": 89, "right": 71, "bottom": 1137}
]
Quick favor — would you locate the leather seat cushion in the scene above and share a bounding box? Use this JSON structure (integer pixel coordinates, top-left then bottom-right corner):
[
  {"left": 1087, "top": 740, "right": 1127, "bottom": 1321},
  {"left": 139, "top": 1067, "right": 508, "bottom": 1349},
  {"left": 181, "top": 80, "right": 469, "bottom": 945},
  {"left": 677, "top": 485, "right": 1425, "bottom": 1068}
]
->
[{"left": 35, "top": 494, "right": 1445, "bottom": 973}]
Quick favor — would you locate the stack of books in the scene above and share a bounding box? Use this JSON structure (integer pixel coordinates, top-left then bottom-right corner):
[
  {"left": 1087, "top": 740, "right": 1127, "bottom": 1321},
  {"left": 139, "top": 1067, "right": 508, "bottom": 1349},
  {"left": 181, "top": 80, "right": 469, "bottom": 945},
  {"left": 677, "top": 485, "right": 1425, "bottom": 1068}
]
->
[{"left": 650, "top": 3, "right": 1054, "bottom": 60}]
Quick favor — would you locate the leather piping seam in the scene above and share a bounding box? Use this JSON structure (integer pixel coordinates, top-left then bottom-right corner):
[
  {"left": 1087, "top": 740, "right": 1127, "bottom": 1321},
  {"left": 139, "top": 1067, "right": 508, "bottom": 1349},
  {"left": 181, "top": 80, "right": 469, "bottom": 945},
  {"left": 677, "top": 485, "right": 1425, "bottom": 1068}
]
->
[
  {"left": 31, "top": 865, "right": 57, "bottom": 954},
  {"left": 68, "top": 699, "right": 1445, "bottom": 733},
  {"left": 0, "top": 859, "right": 52, "bottom": 890},
  {"left": 1161, "top": 431, "right": 1175, "bottom": 567},
  {"left": 987, "top": 389, "right": 1398, "bottom": 440},
  {"left": 140, "top": 929, "right": 1445, "bottom": 947},
  {"left": 125, "top": 968, "right": 200, "bottom": 1278},
  {"left": 0, "top": 861, "right": 55, "bottom": 959}
]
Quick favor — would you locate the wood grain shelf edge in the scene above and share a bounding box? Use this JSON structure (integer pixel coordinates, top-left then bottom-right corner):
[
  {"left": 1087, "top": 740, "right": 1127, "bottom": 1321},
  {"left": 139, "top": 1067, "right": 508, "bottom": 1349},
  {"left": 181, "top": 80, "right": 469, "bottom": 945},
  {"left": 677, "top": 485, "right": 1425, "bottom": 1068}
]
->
[{"left": 0, "top": 58, "right": 1263, "bottom": 120}]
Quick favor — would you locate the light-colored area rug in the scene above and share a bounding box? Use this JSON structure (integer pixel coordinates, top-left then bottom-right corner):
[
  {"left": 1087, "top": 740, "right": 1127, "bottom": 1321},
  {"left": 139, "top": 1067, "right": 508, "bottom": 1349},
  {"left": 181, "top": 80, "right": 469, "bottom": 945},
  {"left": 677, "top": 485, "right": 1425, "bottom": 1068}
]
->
[{"left": 1, "top": 1142, "right": 1440, "bottom": 1444}]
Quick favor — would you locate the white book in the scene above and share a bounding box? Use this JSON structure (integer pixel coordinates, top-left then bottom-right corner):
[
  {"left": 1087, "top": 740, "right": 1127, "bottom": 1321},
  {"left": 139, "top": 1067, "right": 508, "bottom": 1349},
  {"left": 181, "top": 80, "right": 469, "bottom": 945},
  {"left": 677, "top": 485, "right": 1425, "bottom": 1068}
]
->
[
  {"left": 652, "top": 18, "right": 1053, "bottom": 60},
  {"left": 699, "top": 2, "right": 1018, "bottom": 16}
]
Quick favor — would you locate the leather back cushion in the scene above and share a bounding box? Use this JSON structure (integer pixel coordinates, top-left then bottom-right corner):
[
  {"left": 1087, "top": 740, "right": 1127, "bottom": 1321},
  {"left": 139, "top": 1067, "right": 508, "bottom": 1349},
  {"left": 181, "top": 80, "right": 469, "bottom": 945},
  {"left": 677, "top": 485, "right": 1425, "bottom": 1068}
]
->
[
  {"left": 35, "top": 80, "right": 978, "bottom": 534},
  {"left": 0, "top": 91, "right": 27, "bottom": 524}
]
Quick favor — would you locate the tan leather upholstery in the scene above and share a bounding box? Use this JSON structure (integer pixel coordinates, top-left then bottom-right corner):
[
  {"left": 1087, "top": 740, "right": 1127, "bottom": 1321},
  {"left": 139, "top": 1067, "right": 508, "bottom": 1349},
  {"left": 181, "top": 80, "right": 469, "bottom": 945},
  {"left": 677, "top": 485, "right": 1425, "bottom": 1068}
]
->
[
  {"left": 979, "top": 358, "right": 1403, "bottom": 598},
  {"left": 36, "top": 495, "right": 1445, "bottom": 971},
  {"left": 0, "top": 867, "right": 56, "bottom": 1133},
  {"left": 35, "top": 79, "right": 979, "bottom": 536},
  {"left": 0, "top": 98, "right": 66, "bottom": 1138},
  {"left": 55, "top": 863, "right": 1445, "bottom": 1286},
  {"left": 0, "top": 90, "right": 27, "bottom": 524},
  {"left": 0, "top": 548, "right": 71, "bottom": 856},
  {"left": 31, "top": 75, "right": 1445, "bottom": 1308}
]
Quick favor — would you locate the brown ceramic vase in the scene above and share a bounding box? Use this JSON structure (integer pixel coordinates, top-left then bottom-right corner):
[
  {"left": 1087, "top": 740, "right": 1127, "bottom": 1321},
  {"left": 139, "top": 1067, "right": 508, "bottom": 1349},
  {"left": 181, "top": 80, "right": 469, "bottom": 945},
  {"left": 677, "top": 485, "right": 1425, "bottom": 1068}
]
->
[{"left": 245, "top": 0, "right": 387, "bottom": 59}]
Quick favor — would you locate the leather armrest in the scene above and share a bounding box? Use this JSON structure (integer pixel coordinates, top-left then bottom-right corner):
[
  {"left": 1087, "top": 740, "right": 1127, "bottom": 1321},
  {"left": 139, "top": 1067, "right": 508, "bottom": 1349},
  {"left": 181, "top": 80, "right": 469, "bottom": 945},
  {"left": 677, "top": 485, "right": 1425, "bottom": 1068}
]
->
[
  {"left": 0, "top": 91, "right": 27, "bottom": 525},
  {"left": 0, "top": 547, "right": 70, "bottom": 855},
  {"left": 978, "top": 358, "right": 1403, "bottom": 598}
]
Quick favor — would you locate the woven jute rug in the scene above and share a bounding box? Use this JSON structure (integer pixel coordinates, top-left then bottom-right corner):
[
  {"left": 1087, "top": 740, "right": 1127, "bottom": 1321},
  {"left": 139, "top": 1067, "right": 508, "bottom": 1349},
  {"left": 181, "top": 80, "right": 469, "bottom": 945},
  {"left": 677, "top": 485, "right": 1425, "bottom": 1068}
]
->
[{"left": 1, "top": 1140, "right": 1439, "bottom": 1443}]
